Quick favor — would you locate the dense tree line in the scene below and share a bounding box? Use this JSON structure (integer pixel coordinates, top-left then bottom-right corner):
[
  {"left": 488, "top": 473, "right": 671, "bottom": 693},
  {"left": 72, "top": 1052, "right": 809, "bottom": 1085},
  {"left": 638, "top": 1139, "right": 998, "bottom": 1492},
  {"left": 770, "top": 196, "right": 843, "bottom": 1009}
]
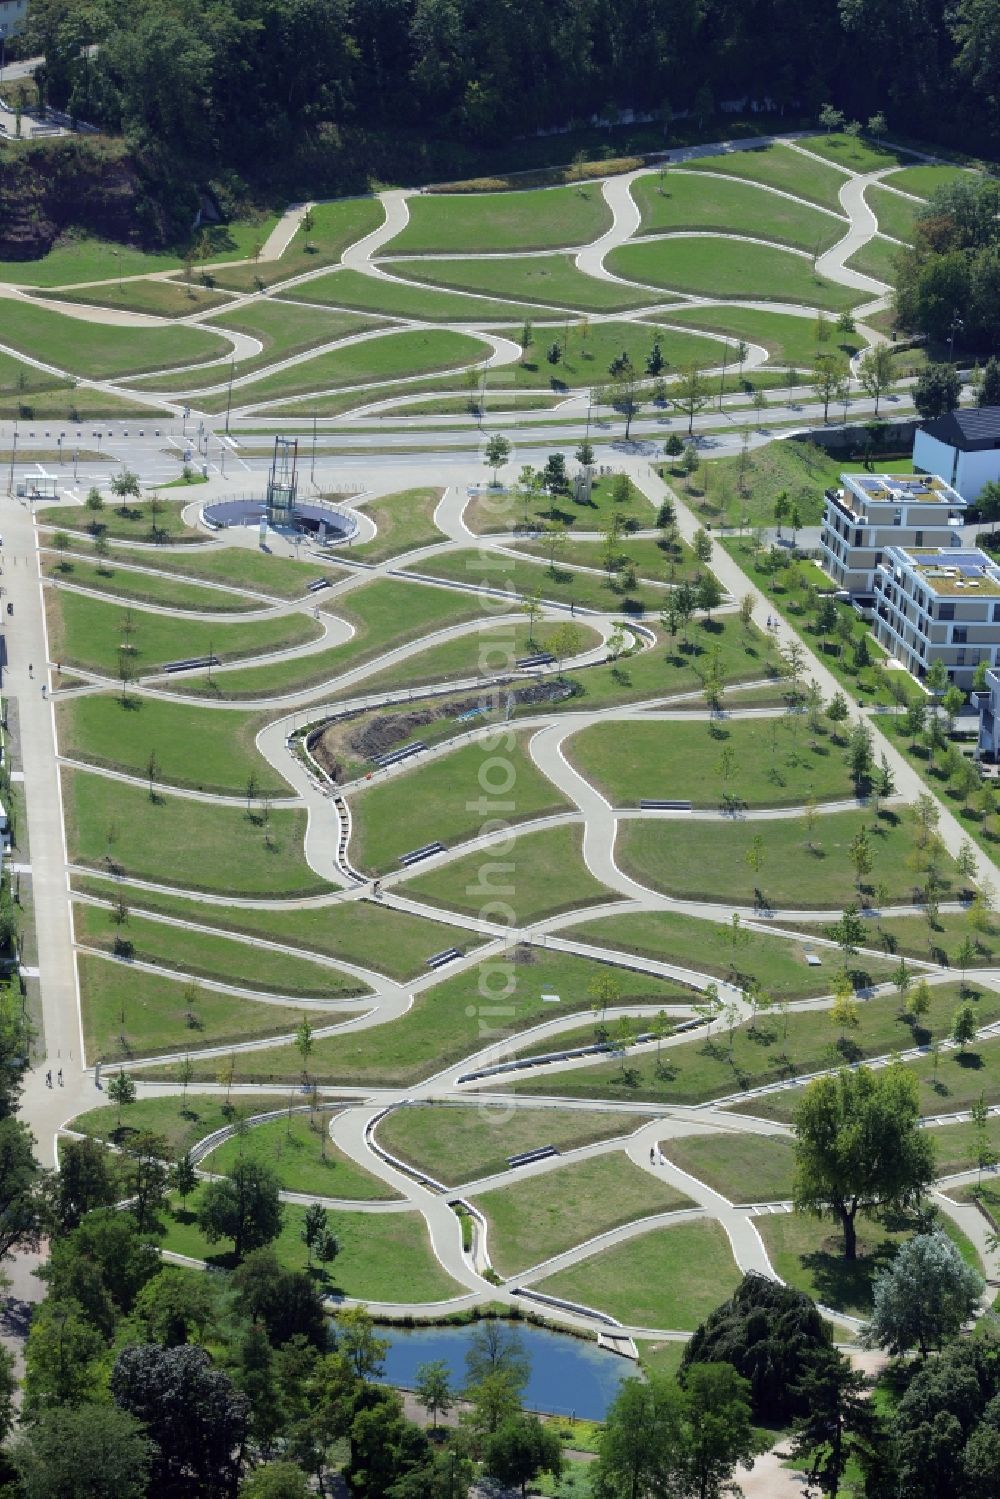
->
[
  {"left": 896, "top": 176, "right": 1000, "bottom": 355},
  {"left": 20, "top": 0, "right": 1000, "bottom": 203}
]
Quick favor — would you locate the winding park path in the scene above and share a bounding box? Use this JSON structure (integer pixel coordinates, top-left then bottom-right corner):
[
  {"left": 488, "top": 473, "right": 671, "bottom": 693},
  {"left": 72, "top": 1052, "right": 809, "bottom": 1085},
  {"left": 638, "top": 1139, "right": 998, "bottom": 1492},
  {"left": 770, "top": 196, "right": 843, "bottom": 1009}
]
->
[{"left": 4, "top": 130, "right": 997, "bottom": 1399}]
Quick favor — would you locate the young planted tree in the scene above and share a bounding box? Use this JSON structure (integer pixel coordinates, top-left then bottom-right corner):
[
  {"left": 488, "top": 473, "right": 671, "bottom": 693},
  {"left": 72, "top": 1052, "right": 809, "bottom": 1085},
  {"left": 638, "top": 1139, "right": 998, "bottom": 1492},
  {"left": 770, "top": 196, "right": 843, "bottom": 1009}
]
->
[
  {"left": 673, "top": 364, "right": 709, "bottom": 434},
  {"left": 484, "top": 434, "right": 512, "bottom": 484},
  {"left": 414, "top": 1360, "right": 453, "bottom": 1430},
  {"left": 108, "top": 1069, "right": 137, "bottom": 1131},
  {"left": 812, "top": 352, "right": 850, "bottom": 423}
]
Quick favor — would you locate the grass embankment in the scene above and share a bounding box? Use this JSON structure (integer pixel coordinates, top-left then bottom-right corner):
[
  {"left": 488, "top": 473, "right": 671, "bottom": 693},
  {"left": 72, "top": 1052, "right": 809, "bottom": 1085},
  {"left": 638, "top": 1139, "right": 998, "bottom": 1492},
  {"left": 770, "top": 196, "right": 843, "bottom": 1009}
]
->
[
  {"left": 0, "top": 298, "right": 227, "bottom": 378},
  {"left": 348, "top": 732, "right": 571, "bottom": 873},
  {"left": 63, "top": 768, "right": 329, "bottom": 898},
  {"left": 70, "top": 1093, "right": 290, "bottom": 1157},
  {"left": 536, "top": 1220, "right": 742, "bottom": 1329},
  {"left": 42, "top": 553, "right": 259, "bottom": 612},
  {"left": 350, "top": 486, "right": 444, "bottom": 563},
  {"left": 607, "top": 237, "right": 863, "bottom": 312},
  {"left": 204, "top": 1112, "right": 401, "bottom": 1200},
  {"left": 375, "top": 1103, "right": 655, "bottom": 1187},
  {"left": 658, "top": 305, "right": 862, "bottom": 378},
  {"left": 865, "top": 185, "right": 918, "bottom": 242},
  {"left": 384, "top": 185, "right": 613, "bottom": 254},
  {"left": 38, "top": 497, "right": 206, "bottom": 545},
  {"left": 472, "top": 1154, "right": 694, "bottom": 1277},
  {"left": 464, "top": 473, "right": 654, "bottom": 534},
  {"left": 72, "top": 901, "right": 366, "bottom": 999},
  {"left": 141, "top": 948, "right": 690, "bottom": 1090},
  {"left": 661, "top": 1132, "right": 796, "bottom": 1203},
  {"left": 681, "top": 142, "right": 856, "bottom": 211},
  {"left": 387, "top": 253, "right": 663, "bottom": 312},
  {"left": 0, "top": 218, "right": 279, "bottom": 287},
  {"left": 211, "top": 197, "right": 386, "bottom": 291},
  {"left": 405, "top": 545, "right": 674, "bottom": 613},
  {"left": 632, "top": 170, "right": 846, "bottom": 250},
  {"left": 279, "top": 267, "right": 545, "bottom": 323}
]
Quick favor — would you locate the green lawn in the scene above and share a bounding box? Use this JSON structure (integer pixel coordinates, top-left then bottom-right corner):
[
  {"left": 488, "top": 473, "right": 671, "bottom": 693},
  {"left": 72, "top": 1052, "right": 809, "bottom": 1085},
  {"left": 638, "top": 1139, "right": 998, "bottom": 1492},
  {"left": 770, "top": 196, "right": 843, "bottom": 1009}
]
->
[
  {"left": 211, "top": 197, "right": 386, "bottom": 291},
  {"left": 616, "top": 808, "right": 958, "bottom": 910},
  {"left": 0, "top": 218, "right": 280, "bottom": 287},
  {"left": 685, "top": 433, "right": 865, "bottom": 529},
  {"left": 403, "top": 822, "right": 610, "bottom": 923},
  {"left": 865, "top": 185, "right": 919, "bottom": 243},
  {"left": 37, "top": 498, "right": 206, "bottom": 545},
  {"left": 351, "top": 486, "right": 445, "bottom": 562},
  {"left": 57, "top": 694, "right": 284, "bottom": 798},
  {"left": 70, "top": 1092, "right": 290, "bottom": 1157},
  {"left": 45, "top": 588, "right": 322, "bottom": 677},
  {"left": 144, "top": 946, "right": 689, "bottom": 1090},
  {"left": 46, "top": 280, "right": 234, "bottom": 317},
  {"left": 799, "top": 133, "right": 911, "bottom": 174},
  {"left": 507, "top": 981, "right": 980, "bottom": 1109},
  {"left": 42, "top": 553, "right": 258, "bottom": 613},
  {"left": 879, "top": 163, "right": 976, "bottom": 196},
  {"left": 0, "top": 298, "right": 227, "bottom": 378},
  {"left": 160, "top": 1188, "right": 462, "bottom": 1300},
  {"left": 63, "top": 769, "right": 328, "bottom": 898},
  {"left": 632, "top": 171, "right": 845, "bottom": 251},
  {"left": 565, "top": 715, "right": 857, "bottom": 809},
  {"left": 607, "top": 237, "right": 862, "bottom": 311},
  {"left": 844, "top": 237, "right": 898, "bottom": 284},
  {"left": 927, "top": 1114, "right": 1000, "bottom": 1179},
  {"left": 375, "top": 1102, "right": 655, "bottom": 1187},
  {"left": 472, "top": 1154, "right": 693, "bottom": 1277},
  {"left": 682, "top": 144, "right": 851, "bottom": 211},
  {"left": 464, "top": 473, "right": 654, "bottom": 534},
  {"left": 857, "top": 907, "right": 1000, "bottom": 967},
  {"left": 384, "top": 186, "right": 613, "bottom": 254},
  {"left": 194, "top": 328, "right": 490, "bottom": 411},
  {"left": 0, "top": 348, "right": 72, "bottom": 398},
  {"left": 78, "top": 951, "right": 318, "bottom": 1064},
  {"left": 205, "top": 301, "right": 380, "bottom": 377},
  {"left": 757, "top": 1209, "right": 978, "bottom": 1315},
  {"left": 661, "top": 305, "right": 862, "bottom": 373},
  {"left": 204, "top": 1111, "right": 401, "bottom": 1200},
  {"left": 404, "top": 545, "right": 673, "bottom": 613},
  {"left": 73, "top": 900, "right": 366, "bottom": 999},
  {"left": 387, "top": 253, "right": 663, "bottom": 312},
  {"left": 536, "top": 1220, "right": 742, "bottom": 1329},
  {"left": 169, "top": 578, "right": 482, "bottom": 699},
  {"left": 278, "top": 267, "right": 546, "bottom": 323},
  {"left": 565, "top": 908, "right": 894, "bottom": 1000},
  {"left": 495, "top": 319, "right": 723, "bottom": 392},
  {"left": 511, "top": 532, "right": 703, "bottom": 586},
  {"left": 348, "top": 732, "right": 570, "bottom": 873},
  {"left": 660, "top": 1132, "right": 795, "bottom": 1203},
  {"left": 70, "top": 877, "right": 482, "bottom": 982}
]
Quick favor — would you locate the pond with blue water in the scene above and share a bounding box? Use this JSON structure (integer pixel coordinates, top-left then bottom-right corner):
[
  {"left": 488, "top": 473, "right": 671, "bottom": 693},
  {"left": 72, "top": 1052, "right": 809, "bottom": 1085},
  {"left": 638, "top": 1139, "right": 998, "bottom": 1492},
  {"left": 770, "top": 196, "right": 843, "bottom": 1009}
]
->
[{"left": 377, "top": 1320, "right": 634, "bottom": 1421}]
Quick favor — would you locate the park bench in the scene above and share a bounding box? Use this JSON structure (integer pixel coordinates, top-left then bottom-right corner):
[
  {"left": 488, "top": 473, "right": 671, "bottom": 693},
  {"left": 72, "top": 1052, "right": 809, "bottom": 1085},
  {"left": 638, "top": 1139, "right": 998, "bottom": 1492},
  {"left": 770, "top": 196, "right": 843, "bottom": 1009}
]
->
[
  {"left": 516, "top": 652, "right": 554, "bottom": 668},
  {"left": 161, "top": 655, "right": 220, "bottom": 674},
  {"left": 398, "top": 840, "right": 445, "bottom": 866},
  {"left": 507, "top": 1145, "right": 559, "bottom": 1169},
  {"left": 373, "top": 740, "right": 426, "bottom": 770},
  {"left": 425, "top": 947, "right": 462, "bottom": 969},
  {"left": 305, "top": 577, "right": 333, "bottom": 593},
  {"left": 639, "top": 799, "right": 692, "bottom": 810}
]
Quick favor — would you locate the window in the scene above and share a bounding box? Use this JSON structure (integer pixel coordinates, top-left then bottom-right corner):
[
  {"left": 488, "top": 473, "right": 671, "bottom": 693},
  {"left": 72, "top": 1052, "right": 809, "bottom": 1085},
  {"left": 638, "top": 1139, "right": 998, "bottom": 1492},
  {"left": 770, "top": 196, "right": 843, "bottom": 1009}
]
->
[
  {"left": 994, "top": 603, "right": 1000, "bottom": 623},
  {"left": 939, "top": 602, "right": 955, "bottom": 621},
  {"left": 954, "top": 627, "right": 967, "bottom": 644},
  {"left": 956, "top": 651, "right": 966, "bottom": 666},
  {"left": 892, "top": 510, "right": 902, "bottom": 525},
  {"left": 915, "top": 531, "right": 923, "bottom": 546}
]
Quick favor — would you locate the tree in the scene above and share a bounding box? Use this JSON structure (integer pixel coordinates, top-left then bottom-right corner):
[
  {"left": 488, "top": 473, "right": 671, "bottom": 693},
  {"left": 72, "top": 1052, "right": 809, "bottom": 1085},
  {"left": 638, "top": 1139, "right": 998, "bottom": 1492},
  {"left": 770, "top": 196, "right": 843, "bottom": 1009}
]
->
[
  {"left": 111, "top": 1343, "right": 249, "bottom": 1498},
  {"left": 108, "top": 1068, "right": 136, "bottom": 1130},
  {"left": 239, "top": 1462, "right": 311, "bottom": 1499},
  {"left": 683, "top": 1360, "right": 756, "bottom": 1499},
  {"left": 813, "top": 351, "right": 850, "bottom": 423},
  {"left": 914, "top": 363, "right": 962, "bottom": 419},
  {"left": 232, "top": 1248, "right": 326, "bottom": 1348},
  {"left": 549, "top": 621, "right": 581, "bottom": 676},
  {"left": 485, "top": 1415, "right": 562, "bottom": 1497},
  {"left": 952, "top": 1002, "right": 977, "bottom": 1052},
  {"left": 521, "top": 588, "right": 542, "bottom": 645},
  {"left": 12, "top": 1403, "right": 153, "bottom": 1499},
  {"left": 827, "top": 691, "right": 850, "bottom": 740},
  {"left": 673, "top": 364, "right": 709, "bottom": 433},
  {"left": 483, "top": 433, "right": 511, "bottom": 483},
  {"left": 977, "top": 356, "right": 1000, "bottom": 408},
  {"left": 819, "top": 103, "right": 846, "bottom": 131},
  {"left": 49, "top": 1134, "right": 117, "bottom": 1233},
  {"left": 792, "top": 1063, "right": 935, "bottom": 1259},
  {"left": 294, "top": 1017, "right": 314, "bottom": 1084},
  {"left": 861, "top": 1229, "right": 984, "bottom": 1356},
  {"left": 592, "top": 1375, "right": 688, "bottom": 1499},
  {"left": 301, "top": 1201, "right": 329, "bottom": 1267},
  {"left": 848, "top": 824, "right": 874, "bottom": 891},
  {"left": 110, "top": 469, "right": 141, "bottom": 506},
  {"left": 858, "top": 345, "right": 895, "bottom": 414},
  {"left": 831, "top": 973, "right": 860, "bottom": 1038},
  {"left": 646, "top": 340, "right": 664, "bottom": 375},
  {"left": 971, "top": 1090, "right": 998, "bottom": 1184},
  {"left": 337, "top": 1305, "right": 389, "bottom": 1379},
  {"left": 575, "top": 438, "right": 595, "bottom": 469},
  {"left": 773, "top": 490, "right": 790, "bottom": 536},
  {"left": 609, "top": 356, "right": 643, "bottom": 438},
  {"left": 696, "top": 571, "right": 723, "bottom": 620},
  {"left": 121, "top": 1130, "right": 169, "bottom": 1234},
  {"left": 664, "top": 432, "right": 684, "bottom": 462},
  {"left": 682, "top": 440, "right": 700, "bottom": 487},
  {"left": 414, "top": 1359, "right": 452, "bottom": 1429},
  {"left": 791, "top": 1346, "right": 874, "bottom": 1499},
  {"left": 867, "top": 110, "right": 888, "bottom": 143},
  {"left": 173, "top": 1149, "right": 198, "bottom": 1205},
  {"left": 198, "top": 1157, "right": 283, "bottom": 1261},
  {"left": 828, "top": 903, "right": 866, "bottom": 961},
  {"left": 22, "top": 1298, "right": 106, "bottom": 1413}
]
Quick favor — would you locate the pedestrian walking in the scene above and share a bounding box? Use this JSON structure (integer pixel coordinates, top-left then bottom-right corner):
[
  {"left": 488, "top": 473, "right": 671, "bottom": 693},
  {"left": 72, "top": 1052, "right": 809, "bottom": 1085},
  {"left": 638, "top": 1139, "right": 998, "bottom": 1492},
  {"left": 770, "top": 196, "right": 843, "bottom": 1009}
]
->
[
  {"left": 45, "top": 1069, "right": 52, "bottom": 1088},
  {"left": 28, "top": 663, "right": 32, "bottom": 677},
  {"left": 57, "top": 1069, "right": 63, "bottom": 1087},
  {"left": 649, "top": 1146, "right": 655, "bottom": 1164}
]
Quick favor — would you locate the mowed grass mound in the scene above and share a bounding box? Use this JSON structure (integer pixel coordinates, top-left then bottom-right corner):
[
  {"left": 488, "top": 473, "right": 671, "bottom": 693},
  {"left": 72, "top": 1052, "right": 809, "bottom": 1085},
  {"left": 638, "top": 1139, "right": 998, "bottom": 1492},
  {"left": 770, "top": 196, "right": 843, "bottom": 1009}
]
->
[
  {"left": 161, "top": 1187, "right": 462, "bottom": 1300},
  {"left": 681, "top": 143, "right": 851, "bottom": 211},
  {"left": 406, "top": 546, "right": 671, "bottom": 612},
  {"left": 565, "top": 715, "right": 857, "bottom": 809},
  {"left": 384, "top": 185, "right": 613, "bottom": 254},
  {"left": 70, "top": 1093, "right": 290, "bottom": 1157},
  {"left": 472, "top": 1154, "right": 694, "bottom": 1277},
  {"left": 659, "top": 304, "right": 862, "bottom": 372},
  {"left": 72, "top": 900, "right": 367, "bottom": 999},
  {"left": 77, "top": 951, "right": 320, "bottom": 1063},
  {"left": 63, "top": 768, "right": 329, "bottom": 898},
  {"left": 142, "top": 947, "right": 690, "bottom": 1090},
  {"left": 348, "top": 732, "right": 570, "bottom": 874},
  {"left": 203, "top": 301, "right": 382, "bottom": 377},
  {"left": 45, "top": 588, "right": 322, "bottom": 677},
  {"left": 56, "top": 693, "right": 285, "bottom": 798},
  {"left": 564, "top": 907, "right": 894, "bottom": 1000},
  {"left": 464, "top": 472, "right": 653, "bottom": 534},
  {"left": 350, "top": 486, "right": 444, "bottom": 563},
  {"left": 608, "top": 236, "right": 863, "bottom": 311},
  {"left": 883, "top": 163, "right": 973, "bottom": 197},
  {"left": 211, "top": 196, "right": 386, "bottom": 291},
  {"left": 41, "top": 553, "right": 260, "bottom": 613},
  {"left": 403, "top": 822, "right": 610, "bottom": 924},
  {"left": 0, "top": 298, "right": 228, "bottom": 378},
  {"left": 387, "top": 253, "right": 664, "bottom": 312},
  {"left": 866, "top": 185, "right": 919, "bottom": 243},
  {"left": 278, "top": 268, "right": 545, "bottom": 324},
  {"left": 71, "top": 878, "right": 481, "bottom": 983},
  {"left": 38, "top": 498, "right": 205, "bottom": 545},
  {"left": 204, "top": 1112, "right": 401, "bottom": 1200},
  {"left": 507, "top": 981, "right": 983, "bottom": 1110},
  {"left": 632, "top": 171, "right": 845, "bottom": 250},
  {"left": 617, "top": 807, "right": 951, "bottom": 909},
  {"left": 0, "top": 348, "right": 72, "bottom": 398},
  {"left": 535, "top": 1219, "right": 742, "bottom": 1330},
  {"left": 0, "top": 217, "right": 279, "bottom": 287},
  {"left": 375, "top": 1102, "right": 655, "bottom": 1188},
  {"left": 199, "top": 328, "right": 490, "bottom": 411},
  {"left": 660, "top": 1132, "right": 795, "bottom": 1204}
]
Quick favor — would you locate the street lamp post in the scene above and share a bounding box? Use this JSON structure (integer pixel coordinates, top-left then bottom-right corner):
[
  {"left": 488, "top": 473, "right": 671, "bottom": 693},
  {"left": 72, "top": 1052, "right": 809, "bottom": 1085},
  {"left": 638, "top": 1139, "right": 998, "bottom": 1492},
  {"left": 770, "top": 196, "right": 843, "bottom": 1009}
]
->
[
  {"left": 7, "top": 420, "right": 17, "bottom": 496},
  {"left": 224, "top": 359, "right": 235, "bottom": 435},
  {"left": 949, "top": 309, "right": 964, "bottom": 365}
]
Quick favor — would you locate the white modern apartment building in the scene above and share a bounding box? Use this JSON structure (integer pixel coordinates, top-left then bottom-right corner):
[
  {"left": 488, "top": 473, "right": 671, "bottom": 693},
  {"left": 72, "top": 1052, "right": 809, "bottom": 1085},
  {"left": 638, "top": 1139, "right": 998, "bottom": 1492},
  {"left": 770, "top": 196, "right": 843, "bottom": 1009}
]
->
[
  {"left": 0, "top": 0, "right": 29, "bottom": 40},
  {"left": 820, "top": 472, "right": 967, "bottom": 598},
  {"left": 913, "top": 407, "right": 1000, "bottom": 503},
  {"left": 872, "top": 546, "right": 1000, "bottom": 688},
  {"left": 975, "top": 666, "right": 1000, "bottom": 760}
]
